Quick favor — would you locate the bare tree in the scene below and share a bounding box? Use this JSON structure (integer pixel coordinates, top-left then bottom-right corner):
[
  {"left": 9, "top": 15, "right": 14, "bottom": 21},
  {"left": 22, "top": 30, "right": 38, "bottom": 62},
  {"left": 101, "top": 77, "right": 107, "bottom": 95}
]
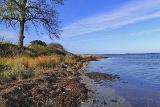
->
[{"left": 0, "top": 0, "right": 63, "bottom": 47}]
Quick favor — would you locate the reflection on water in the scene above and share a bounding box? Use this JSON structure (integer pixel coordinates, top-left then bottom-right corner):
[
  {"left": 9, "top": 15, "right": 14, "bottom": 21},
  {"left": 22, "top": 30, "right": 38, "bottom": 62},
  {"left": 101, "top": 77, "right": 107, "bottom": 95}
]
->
[{"left": 87, "top": 53, "right": 160, "bottom": 107}]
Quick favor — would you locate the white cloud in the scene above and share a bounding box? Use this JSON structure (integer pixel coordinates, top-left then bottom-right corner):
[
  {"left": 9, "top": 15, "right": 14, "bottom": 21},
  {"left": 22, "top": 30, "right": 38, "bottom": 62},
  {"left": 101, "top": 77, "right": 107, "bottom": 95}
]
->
[{"left": 62, "top": 0, "right": 160, "bottom": 38}]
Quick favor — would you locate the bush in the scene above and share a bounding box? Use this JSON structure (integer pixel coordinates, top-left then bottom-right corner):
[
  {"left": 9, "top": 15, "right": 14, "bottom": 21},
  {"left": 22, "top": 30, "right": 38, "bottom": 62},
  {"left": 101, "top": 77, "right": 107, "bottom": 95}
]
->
[
  {"left": 48, "top": 43, "right": 64, "bottom": 50},
  {"left": 0, "top": 42, "right": 37, "bottom": 57},
  {"left": 0, "top": 41, "right": 67, "bottom": 57},
  {"left": 30, "top": 40, "right": 47, "bottom": 46},
  {"left": 28, "top": 42, "right": 67, "bottom": 56}
]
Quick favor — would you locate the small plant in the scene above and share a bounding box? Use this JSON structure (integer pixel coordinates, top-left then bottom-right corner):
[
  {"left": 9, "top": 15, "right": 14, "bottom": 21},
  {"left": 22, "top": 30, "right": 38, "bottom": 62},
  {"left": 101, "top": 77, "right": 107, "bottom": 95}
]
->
[
  {"left": 0, "top": 57, "right": 33, "bottom": 81},
  {"left": 0, "top": 66, "right": 31, "bottom": 81}
]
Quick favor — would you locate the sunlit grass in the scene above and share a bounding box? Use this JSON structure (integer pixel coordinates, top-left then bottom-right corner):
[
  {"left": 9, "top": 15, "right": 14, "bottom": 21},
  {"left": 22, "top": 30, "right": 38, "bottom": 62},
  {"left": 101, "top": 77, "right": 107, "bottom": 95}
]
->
[
  {"left": 0, "top": 54, "right": 78, "bottom": 82},
  {"left": 0, "top": 42, "right": 81, "bottom": 82},
  {"left": 19, "top": 55, "right": 62, "bottom": 68},
  {"left": 0, "top": 57, "right": 32, "bottom": 81},
  {"left": 63, "top": 55, "right": 77, "bottom": 64}
]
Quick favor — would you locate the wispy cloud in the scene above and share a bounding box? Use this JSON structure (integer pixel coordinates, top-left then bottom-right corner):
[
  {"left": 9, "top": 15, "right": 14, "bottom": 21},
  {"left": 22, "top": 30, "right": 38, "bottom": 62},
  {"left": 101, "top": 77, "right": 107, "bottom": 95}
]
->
[
  {"left": 0, "top": 30, "right": 16, "bottom": 39},
  {"left": 62, "top": 0, "right": 160, "bottom": 38},
  {"left": 129, "top": 28, "right": 160, "bottom": 36}
]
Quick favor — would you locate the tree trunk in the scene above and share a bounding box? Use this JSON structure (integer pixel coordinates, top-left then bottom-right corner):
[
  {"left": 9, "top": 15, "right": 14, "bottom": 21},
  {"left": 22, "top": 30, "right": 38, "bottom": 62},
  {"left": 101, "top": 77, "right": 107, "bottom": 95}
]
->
[{"left": 18, "top": 21, "right": 25, "bottom": 47}]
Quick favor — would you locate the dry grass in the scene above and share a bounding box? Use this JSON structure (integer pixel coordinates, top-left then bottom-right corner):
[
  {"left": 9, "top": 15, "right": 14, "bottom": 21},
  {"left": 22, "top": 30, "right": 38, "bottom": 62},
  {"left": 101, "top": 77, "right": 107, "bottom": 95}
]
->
[
  {"left": 63, "top": 55, "right": 77, "bottom": 64},
  {"left": 0, "top": 57, "right": 31, "bottom": 81},
  {"left": 0, "top": 55, "right": 62, "bottom": 81},
  {"left": 0, "top": 54, "right": 79, "bottom": 82},
  {"left": 20, "top": 55, "right": 62, "bottom": 68}
]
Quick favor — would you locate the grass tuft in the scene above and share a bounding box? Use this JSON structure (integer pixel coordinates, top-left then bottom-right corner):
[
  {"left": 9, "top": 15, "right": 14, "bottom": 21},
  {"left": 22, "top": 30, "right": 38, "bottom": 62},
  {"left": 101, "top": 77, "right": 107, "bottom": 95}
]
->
[{"left": 0, "top": 58, "right": 32, "bottom": 81}]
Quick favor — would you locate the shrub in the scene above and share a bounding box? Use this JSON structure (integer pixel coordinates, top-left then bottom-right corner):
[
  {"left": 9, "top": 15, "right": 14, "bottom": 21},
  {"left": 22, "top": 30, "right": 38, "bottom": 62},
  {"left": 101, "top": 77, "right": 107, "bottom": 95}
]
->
[
  {"left": 30, "top": 40, "right": 47, "bottom": 46},
  {"left": 0, "top": 42, "right": 37, "bottom": 57},
  {"left": 0, "top": 41, "right": 67, "bottom": 57},
  {"left": 28, "top": 42, "right": 67, "bottom": 56},
  {"left": 47, "top": 43, "right": 67, "bottom": 55},
  {"left": 28, "top": 44, "right": 49, "bottom": 55},
  {"left": 48, "top": 43, "right": 64, "bottom": 50}
]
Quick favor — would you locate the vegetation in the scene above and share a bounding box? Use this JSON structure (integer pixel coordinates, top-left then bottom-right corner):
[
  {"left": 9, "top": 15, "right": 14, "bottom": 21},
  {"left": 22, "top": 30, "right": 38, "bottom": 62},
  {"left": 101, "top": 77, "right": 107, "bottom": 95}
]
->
[
  {"left": 48, "top": 43, "right": 65, "bottom": 50},
  {"left": 0, "top": 57, "right": 32, "bottom": 81},
  {"left": 30, "top": 40, "right": 47, "bottom": 46},
  {"left": 0, "top": 0, "right": 63, "bottom": 47},
  {"left": 0, "top": 41, "right": 91, "bottom": 107},
  {"left": 0, "top": 41, "right": 79, "bottom": 82},
  {"left": 64, "top": 54, "right": 77, "bottom": 65},
  {"left": 0, "top": 42, "right": 36, "bottom": 56},
  {"left": 0, "top": 41, "right": 67, "bottom": 56},
  {"left": 0, "top": 1, "right": 93, "bottom": 106}
]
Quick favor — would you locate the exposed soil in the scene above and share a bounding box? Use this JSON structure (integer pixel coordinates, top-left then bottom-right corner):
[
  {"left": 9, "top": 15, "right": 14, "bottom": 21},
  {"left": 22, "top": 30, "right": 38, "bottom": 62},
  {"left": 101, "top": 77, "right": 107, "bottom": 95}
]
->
[{"left": 0, "top": 63, "right": 89, "bottom": 107}]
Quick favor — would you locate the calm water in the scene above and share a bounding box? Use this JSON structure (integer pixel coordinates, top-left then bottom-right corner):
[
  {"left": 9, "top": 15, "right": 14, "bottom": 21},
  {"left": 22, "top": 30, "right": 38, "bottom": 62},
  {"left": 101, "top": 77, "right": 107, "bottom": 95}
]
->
[{"left": 87, "top": 54, "right": 160, "bottom": 107}]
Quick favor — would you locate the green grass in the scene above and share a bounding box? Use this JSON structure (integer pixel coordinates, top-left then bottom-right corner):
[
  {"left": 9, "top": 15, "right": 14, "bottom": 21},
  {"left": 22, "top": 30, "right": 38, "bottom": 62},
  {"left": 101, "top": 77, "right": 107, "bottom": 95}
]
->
[
  {"left": 0, "top": 60, "right": 32, "bottom": 81},
  {"left": 0, "top": 41, "right": 67, "bottom": 57}
]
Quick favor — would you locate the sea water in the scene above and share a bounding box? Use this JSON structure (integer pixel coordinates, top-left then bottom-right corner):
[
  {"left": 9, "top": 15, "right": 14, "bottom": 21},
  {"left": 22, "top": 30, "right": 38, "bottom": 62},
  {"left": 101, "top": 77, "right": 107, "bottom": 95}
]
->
[{"left": 87, "top": 53, "right": 160, "bottom": 107}]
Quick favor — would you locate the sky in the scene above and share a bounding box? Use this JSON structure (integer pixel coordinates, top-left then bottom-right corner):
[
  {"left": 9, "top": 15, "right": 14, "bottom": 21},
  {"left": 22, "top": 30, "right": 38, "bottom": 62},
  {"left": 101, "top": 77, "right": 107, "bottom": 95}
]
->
[{"left": 1, "top": 0, "right": 160, "bottom": 54}]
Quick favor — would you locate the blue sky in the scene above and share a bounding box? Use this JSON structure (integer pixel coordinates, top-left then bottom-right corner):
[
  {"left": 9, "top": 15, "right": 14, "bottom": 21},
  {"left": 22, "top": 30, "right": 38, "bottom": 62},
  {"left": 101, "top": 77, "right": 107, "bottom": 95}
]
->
[{"left": 1, "top": 0, "right": 160, "bottom": 54}]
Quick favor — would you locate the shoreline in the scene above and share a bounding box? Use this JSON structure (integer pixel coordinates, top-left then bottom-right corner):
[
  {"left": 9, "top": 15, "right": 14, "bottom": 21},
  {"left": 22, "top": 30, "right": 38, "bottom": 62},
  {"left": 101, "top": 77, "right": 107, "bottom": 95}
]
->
[
  {"left": 0, "top": 60, "right": 92, "bottom": 107},
  {"left": 80, "top": 69, "right": 96, "bottom": 107},
  {"left": 0, "top": 54, "right": 108, "bottom": 107},
  {"left": 82, "top": 57, "right": 134, "bottom": 107}
]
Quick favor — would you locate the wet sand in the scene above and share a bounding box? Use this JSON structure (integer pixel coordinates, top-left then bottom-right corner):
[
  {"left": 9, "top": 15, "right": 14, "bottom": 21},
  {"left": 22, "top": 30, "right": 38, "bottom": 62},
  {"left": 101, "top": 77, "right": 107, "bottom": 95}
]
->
[
  {"left": 80, "top": 72, "right": 96, "bottom": 107},
  {"left": 95, "top": 82, "right": 133, "bottom": 107},
  {"left": 82, "top": 71, "right": 134, "bottom": 107}
]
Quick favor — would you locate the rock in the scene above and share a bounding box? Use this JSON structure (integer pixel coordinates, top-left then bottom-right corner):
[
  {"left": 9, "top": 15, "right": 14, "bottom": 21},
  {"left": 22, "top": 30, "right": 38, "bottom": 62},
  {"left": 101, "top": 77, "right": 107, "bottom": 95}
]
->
[{"left": 61, "top": 63, "right": 68, "bottom": 68}]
